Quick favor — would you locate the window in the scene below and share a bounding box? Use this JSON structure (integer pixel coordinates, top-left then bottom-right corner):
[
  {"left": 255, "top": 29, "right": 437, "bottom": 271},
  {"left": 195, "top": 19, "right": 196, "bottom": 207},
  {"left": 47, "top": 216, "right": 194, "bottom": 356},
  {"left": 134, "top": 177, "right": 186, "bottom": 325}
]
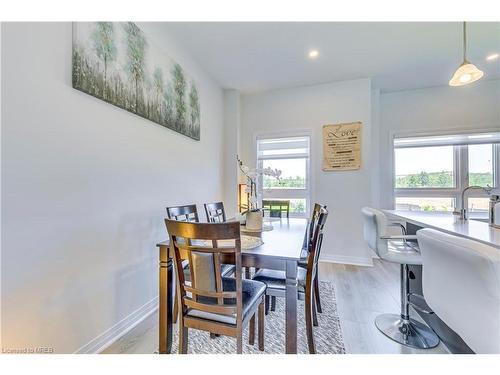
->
[
  {"left": 395, "top": 146, "right": 455, "bottom": 188},
  {"left": 257, "top": 135, "right": 310, "bottom": 217},
  {"left": 468, "top": 144, "right": 494, "bottom": 187},
  {"left": 393, "top": 132, "right": 500, "bottom": 215}
]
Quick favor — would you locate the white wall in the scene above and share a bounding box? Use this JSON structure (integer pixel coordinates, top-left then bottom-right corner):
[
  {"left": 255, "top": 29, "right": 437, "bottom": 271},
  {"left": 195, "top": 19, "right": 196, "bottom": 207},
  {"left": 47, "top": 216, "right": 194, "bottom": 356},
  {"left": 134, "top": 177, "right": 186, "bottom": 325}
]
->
[
  {"left": 240, "top": 79, "right": 374, "bottom": 265},
  {"left": 223, "top": 90, "right": 241, "bottom": 218},
  {"left": 379, "top": 79, "right": 500, "bottom": 209},
  {"left": 1, "top": 22, "right": 224, "bottom": 353},
  {"left": 370, "top": 89, "right": 381, "bottom": 209}
]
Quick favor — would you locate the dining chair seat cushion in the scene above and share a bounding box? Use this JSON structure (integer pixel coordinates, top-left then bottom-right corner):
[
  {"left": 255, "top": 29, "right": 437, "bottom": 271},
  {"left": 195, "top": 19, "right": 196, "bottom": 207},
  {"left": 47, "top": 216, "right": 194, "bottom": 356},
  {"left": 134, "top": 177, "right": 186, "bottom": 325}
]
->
[
  {"left": 382, "top": 240, "right": 422, "bottom": 265},
  {"left": 186, "top": 277, "right": 266, "bottom": 325},
  {"left": 252, "top": 267, "right": 308, "bottom": 292}
]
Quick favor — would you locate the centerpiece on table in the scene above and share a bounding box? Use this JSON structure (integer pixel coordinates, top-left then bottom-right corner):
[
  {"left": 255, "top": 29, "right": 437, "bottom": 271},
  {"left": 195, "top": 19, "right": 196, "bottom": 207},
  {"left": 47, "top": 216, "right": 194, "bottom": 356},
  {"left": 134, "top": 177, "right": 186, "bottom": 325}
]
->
[{"left": 237, "top": 155, "right": 282, "bottom": 231}]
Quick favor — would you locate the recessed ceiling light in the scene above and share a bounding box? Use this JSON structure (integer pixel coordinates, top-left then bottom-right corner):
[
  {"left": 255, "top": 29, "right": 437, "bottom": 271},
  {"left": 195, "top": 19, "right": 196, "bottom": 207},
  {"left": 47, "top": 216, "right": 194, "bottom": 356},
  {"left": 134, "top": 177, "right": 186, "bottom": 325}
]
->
[
  {"left": 308, "top": 50, "right": 319, "bottom": 59},
  {"left": 486, "top": 53, "right": 499, "bottom": 61}
]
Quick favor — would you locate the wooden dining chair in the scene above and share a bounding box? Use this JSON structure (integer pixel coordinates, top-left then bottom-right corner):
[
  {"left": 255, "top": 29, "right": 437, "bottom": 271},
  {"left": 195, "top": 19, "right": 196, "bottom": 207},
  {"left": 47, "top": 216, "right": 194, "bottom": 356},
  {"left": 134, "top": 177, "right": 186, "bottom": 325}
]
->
[
  {"left": 252, "top": 206, "right": 328, "bottom": 354},
  {"left": 269, "top": 203, "right": 326, "bottom": 315},
  {"left": 204, "top": 202, "right": 226, "bottom": 223},
  {"left": 167, "top": 204, "right": 235, "bottom": 324},
  {"left": 262, "top": 199, "right": 290, "bottom": 218},
  {"left": 165, "top": 219, "right": 266, "bottom": 353},
  {"left": 303, "top": 203, "right": 327, "bottom": 313},
  {"left": 166, "top": 204, "right": 200, "bottom": 222}
]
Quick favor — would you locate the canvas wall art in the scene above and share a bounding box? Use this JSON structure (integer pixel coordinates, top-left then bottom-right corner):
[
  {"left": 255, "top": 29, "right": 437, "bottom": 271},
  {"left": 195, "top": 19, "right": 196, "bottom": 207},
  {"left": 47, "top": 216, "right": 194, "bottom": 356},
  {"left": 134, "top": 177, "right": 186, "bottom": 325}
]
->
[{"left": 72, "top": 22, "right": 201, "bottom": 140}]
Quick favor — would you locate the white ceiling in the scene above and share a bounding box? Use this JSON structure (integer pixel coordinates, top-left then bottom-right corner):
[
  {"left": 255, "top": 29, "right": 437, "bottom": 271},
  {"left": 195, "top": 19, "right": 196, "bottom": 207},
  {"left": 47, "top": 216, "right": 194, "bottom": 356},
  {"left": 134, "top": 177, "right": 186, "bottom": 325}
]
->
[{"left": 163, "top": 22, "right": 500, "bottom": 93}]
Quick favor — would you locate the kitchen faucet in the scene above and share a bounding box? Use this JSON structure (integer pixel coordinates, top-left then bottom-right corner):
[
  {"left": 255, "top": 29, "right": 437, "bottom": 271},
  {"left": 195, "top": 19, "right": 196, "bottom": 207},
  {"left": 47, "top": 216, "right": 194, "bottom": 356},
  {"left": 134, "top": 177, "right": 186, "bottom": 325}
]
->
[{"left": 454, "top": 185, "right": 493, "bottom": 220}]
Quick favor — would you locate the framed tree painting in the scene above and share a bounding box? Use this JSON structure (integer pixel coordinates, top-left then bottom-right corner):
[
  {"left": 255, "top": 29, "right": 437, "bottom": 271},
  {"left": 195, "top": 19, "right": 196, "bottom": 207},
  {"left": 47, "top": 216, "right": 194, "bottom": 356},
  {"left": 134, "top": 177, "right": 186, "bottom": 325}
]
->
[{"left": 72, "top": 22, "right": 201, "bottom": 140}]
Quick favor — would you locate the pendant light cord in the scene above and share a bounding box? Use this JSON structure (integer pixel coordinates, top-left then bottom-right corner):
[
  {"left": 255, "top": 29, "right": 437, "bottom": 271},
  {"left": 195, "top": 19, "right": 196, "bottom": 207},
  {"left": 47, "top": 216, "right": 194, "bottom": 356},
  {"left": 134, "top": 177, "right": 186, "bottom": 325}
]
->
[{"left": 463, "top": 21, "right": 467, "bottom": 63}]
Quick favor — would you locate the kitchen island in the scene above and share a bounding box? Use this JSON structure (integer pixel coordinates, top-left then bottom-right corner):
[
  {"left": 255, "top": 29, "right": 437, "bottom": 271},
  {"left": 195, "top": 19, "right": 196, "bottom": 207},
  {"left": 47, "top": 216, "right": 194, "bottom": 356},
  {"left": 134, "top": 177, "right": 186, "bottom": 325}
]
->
[
  {"left": 383, "top": 210, "right": 500, "bottom": 354},
  {"left": 383, "top": 210, "right": 500, "bottom": 249}
]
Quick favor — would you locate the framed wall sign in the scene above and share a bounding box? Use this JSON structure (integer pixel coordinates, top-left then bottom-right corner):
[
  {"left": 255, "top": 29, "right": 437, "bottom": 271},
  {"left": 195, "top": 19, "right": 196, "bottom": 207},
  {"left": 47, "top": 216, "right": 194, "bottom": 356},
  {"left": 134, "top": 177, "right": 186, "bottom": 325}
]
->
[{"left": 322, "top": 122, "right": 362, "bottom": 171}]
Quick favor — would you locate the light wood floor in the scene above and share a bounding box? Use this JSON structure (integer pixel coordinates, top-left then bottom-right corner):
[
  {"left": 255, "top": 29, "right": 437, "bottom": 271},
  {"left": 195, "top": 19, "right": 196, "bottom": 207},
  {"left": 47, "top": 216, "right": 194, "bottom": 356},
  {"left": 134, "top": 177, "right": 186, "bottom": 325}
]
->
[{"left": 102, "top": 260, "right": 449, "bottom": 354}]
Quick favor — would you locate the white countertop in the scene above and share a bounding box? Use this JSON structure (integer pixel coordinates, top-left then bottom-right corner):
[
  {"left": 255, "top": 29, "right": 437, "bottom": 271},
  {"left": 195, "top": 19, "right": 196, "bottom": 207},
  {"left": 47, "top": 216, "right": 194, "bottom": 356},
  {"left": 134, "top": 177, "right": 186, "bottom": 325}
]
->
[{"left": 383, "top": 210, "right": 500, "bottom": 249}]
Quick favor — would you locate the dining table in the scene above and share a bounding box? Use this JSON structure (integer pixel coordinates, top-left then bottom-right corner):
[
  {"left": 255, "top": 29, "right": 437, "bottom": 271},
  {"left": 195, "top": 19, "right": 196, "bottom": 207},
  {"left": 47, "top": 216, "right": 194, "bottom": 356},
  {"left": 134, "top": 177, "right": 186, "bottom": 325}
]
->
[{"left": 156, "top": 217, "right": 308, "bottom": 354}]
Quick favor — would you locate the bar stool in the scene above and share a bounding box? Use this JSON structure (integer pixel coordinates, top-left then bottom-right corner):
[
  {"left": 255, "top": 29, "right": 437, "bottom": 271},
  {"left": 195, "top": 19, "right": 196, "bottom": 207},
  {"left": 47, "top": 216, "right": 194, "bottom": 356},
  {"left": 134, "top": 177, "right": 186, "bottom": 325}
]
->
[
  {"left": 361, "top": 207, "right": 439, "bottom": 349},
  {"left": 417, "top": 228, "right": 500, "bottom": 354}
]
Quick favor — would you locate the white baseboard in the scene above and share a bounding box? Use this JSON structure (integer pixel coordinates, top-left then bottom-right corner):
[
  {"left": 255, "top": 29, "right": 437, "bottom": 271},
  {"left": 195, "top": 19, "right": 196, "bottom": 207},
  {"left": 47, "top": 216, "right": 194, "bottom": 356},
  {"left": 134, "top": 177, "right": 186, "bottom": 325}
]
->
[
  {"left": 74, "top": 296, "right": 159, "bottom": 354},
  {"left": 320, "top": 254, "right": 373, "bottom": 267}
]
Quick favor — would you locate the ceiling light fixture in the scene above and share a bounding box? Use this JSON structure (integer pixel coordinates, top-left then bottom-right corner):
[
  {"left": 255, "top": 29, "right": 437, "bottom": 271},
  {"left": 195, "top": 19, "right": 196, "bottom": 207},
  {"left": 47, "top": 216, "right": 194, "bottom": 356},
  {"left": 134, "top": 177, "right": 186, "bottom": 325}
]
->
[
  {"left": 449, "top": 22, "right": 484, "bottom": 87},
  {"left": 486, "top": 53, "right": 499, "bottom": 61},
  {"left": 308, "top": 49, "right": 319, "bottom": 59}
]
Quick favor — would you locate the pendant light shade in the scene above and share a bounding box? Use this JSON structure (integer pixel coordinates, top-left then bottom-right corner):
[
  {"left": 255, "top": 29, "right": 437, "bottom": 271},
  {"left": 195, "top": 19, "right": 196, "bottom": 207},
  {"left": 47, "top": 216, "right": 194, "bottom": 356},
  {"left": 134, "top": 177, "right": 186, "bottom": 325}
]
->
[
  {"left": 449, "top": 22, "right": 484, "bottom": 87},
  {"left": 449, "top": 62, "right": 484, "bottom": 86}
]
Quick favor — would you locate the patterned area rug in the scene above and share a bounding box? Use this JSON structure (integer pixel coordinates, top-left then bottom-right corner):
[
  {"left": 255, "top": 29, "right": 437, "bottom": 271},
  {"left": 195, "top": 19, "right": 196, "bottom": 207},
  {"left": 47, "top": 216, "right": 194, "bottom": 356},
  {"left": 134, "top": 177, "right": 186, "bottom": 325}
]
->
[{"left": 169, "top": 281, "right": 345, "bottom": 354}]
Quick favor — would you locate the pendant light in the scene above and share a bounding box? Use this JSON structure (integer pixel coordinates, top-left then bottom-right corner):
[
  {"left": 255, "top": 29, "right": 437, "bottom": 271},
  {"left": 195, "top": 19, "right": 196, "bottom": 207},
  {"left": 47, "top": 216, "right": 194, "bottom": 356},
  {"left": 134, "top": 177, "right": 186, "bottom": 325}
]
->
[{"left": 449, "top": 22, "right": 484, "bottom": 86}]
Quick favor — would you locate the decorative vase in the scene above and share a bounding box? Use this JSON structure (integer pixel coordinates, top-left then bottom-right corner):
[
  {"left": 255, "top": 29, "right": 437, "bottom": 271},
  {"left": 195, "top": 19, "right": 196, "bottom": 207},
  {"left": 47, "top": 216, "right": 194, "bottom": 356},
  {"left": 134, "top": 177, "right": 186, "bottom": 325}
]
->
[{"left": 245, "top": 210, "right": 263, "bottom": 231}]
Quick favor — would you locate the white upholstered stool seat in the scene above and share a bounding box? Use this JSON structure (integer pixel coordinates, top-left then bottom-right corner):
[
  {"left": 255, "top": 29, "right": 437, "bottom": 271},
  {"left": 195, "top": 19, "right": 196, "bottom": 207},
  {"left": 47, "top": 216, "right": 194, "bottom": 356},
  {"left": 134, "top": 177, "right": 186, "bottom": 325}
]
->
[{"left": 385, "top": 241, "right": 422, "bottom": 265}]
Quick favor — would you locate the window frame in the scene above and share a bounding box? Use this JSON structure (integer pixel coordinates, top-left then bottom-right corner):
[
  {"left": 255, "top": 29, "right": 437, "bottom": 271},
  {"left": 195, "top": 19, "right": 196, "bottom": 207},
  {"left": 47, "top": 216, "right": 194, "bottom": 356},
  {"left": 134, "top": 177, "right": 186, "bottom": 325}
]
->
[
  {"left": 255, "top": 132, "right": 312, "bottom": 218},
  {"left": 392, "top": 131, "right": 500, "bottom": 213}
]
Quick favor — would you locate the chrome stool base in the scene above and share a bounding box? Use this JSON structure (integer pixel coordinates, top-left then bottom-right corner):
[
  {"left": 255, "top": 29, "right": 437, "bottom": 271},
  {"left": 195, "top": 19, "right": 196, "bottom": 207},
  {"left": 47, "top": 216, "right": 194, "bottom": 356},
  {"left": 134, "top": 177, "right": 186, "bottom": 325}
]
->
[{"left": 375, "top": 313, "right": 440, "bottom": 349}]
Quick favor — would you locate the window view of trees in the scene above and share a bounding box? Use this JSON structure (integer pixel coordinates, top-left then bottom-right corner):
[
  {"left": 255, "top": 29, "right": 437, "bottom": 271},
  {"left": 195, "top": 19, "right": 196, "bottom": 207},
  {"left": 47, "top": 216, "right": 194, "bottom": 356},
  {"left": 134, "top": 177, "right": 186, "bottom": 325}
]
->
[
  {"left": 263, "top": 175, "right": 306, "bottom": 189},
  {"left": 395, "top": 171, "right": 492, "bottom": 188},
  {"left": 73, "top": 22, "right": 200, "bottom": 140},
  {"left": 289, "top": 199, "right": 306, "bottom": 213},
  {"left": 262, "top": 158, "right": 306, "bottom": 189},
  {"left": 395, "top": 197, "right": 454, "bottom": 212},
  {"left": 395, "top": 171, "right": 453, "bottom": 188}
]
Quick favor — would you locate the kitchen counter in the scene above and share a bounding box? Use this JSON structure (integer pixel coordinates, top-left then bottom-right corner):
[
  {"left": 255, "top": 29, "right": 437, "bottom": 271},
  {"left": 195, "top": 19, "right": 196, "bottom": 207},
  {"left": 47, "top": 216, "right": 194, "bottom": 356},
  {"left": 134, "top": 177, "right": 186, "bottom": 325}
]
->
[
  {"left": 382, "top": 210, "right": 499, "bottom": 353},
  {"left": 383, "top": 210, "right": 500, "bottom": 249}
]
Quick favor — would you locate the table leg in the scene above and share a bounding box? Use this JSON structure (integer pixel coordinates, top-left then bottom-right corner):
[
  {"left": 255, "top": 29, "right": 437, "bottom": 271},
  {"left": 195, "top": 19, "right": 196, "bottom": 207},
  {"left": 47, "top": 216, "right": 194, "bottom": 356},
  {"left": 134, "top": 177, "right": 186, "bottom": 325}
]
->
[
  {"left": 159, "top": 246, "right": 173, "bottom": 354},
  {"left": 285, "top": 260, "right": 298, "bottom": 354}
]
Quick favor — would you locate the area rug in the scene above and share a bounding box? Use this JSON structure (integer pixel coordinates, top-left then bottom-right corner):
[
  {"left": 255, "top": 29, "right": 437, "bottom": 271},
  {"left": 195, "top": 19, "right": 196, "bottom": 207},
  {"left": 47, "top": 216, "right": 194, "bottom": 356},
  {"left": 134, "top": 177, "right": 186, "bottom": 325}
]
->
[{"left": 169, "top": 281, "right": 345, "bottom": 354}]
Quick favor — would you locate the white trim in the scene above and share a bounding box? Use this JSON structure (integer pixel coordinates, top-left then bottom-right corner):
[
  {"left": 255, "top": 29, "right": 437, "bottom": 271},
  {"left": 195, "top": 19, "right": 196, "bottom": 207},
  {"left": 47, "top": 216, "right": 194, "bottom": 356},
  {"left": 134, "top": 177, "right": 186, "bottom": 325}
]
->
[
  {"left": 320, "top": 254, "right": 373, "bottom": 267},
  {"left": 394, "top": 131, "right": 500, "bottom": 148},
  {"left": 494, "top": 144, "right": 500, "bottom": 189},
  {"left": 74, "top": 296, "right": 158, "bottom": 354},
  {"left": 390, "top": 125, "right": 500, "bottom": 141}
]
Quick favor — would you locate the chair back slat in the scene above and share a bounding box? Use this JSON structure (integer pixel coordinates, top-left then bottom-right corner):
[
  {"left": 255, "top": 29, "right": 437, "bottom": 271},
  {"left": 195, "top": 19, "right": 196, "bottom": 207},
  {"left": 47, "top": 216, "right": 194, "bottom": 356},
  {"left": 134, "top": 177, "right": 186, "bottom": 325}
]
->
[
  {"left": 165, "top": 219, "right": 243, "bottom": 326},
  {"left": 212, "top": 246, "right": 224, "bottom": 305},
  {"left": 177, "top": 244, "right": 239, "bottom": 254},
  {"left": 204, "top": 202, "right": 226, "bottom": 223},
  {"left": 184, "top": 286, "right": 237, "bottom": 299},
  {"left": 167, "top": 204, "right": 200, "bottom": 222},
  {"left": 189, "top": 250, "right": 215, "bottom": 300},
  {"left": 183, "top": 298, "right": 238, "bottom": 315}
]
